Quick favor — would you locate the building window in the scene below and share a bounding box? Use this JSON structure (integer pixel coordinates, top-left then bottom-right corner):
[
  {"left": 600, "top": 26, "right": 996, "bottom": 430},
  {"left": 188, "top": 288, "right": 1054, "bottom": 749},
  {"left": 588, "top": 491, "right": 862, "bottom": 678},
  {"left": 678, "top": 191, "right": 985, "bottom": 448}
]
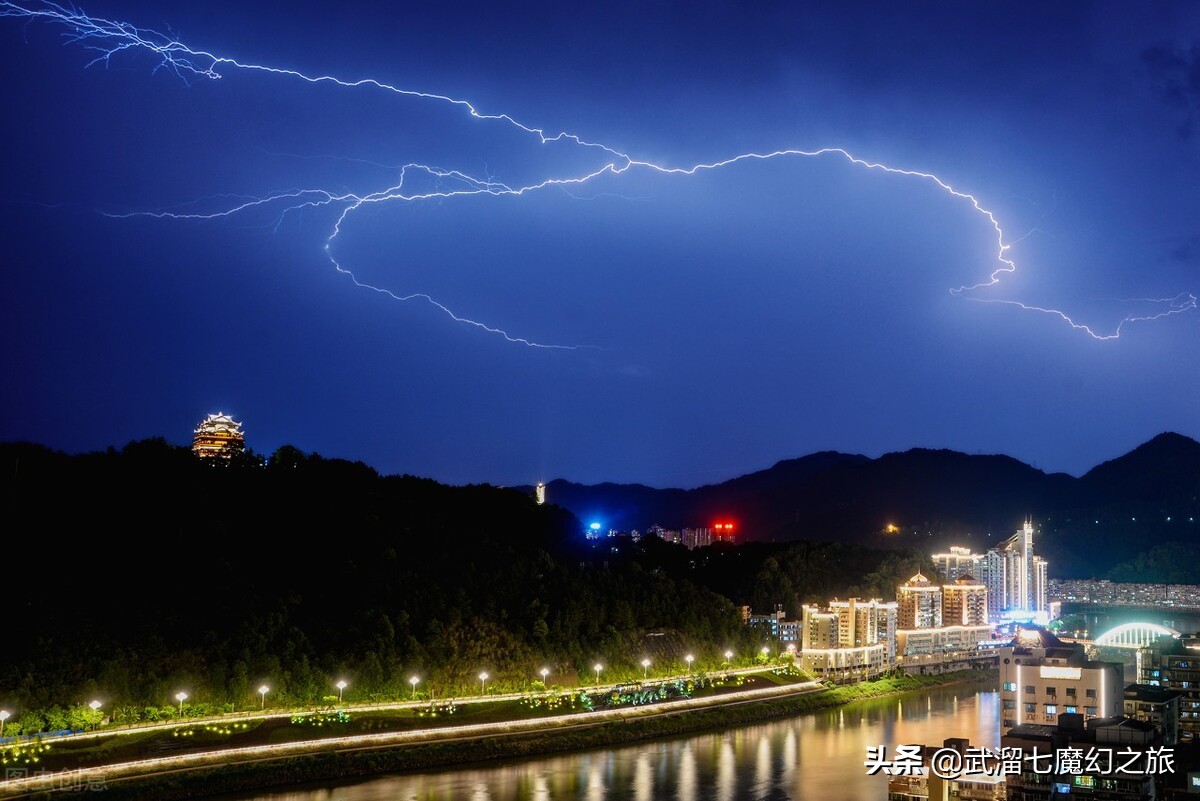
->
[
  {"left": 1003, "top": 682, "right": 1017, "bottom": 692},
  {"left": 1064, "top": 706, "right": 1077, "bottom": 714},
  {"left": 1045, "top": 686, "right": 1056, "bottom": 696},
  {"left": 1085, "top": 706, "right": 1097, "bottom": 716},
  {"left": 1025, "top": 685, "right": 1035, "bottom": 695},
  {"left": 1045, "top": 705, "right": 1058, "bottom": 715},
  {"left": 1024, "top": 703, "right": 1037, "bottom": 713},
  {"left": 1003, "top": 700, "right": 1015, "bottom": 710},
  {"left": 1066, "top": 687, "right": 1076, "bottom": 697},
  {"left": 1086, "top": 689, "right": 1096, "bottom": 698}
]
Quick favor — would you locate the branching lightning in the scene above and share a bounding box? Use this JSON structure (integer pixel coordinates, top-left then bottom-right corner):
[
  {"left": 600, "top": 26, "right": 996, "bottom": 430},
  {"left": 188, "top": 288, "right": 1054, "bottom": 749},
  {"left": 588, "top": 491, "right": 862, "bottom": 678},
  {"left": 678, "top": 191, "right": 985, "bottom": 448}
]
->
[{"left": 3, "top": 0, "right": 1195, "bottom": 347}]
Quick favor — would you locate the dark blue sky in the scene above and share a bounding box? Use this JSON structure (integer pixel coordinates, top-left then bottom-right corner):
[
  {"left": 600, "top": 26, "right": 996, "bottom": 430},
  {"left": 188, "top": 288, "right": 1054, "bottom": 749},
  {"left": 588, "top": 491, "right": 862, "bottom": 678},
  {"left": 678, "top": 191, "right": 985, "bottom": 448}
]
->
[{"left": 2, "top": 1, "right": 1198, "bottom": 486}]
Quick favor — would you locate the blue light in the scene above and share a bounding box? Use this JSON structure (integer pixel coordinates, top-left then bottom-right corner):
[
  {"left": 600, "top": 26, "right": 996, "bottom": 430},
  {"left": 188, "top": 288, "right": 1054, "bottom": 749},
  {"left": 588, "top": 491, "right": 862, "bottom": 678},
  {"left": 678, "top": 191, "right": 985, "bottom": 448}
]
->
[{"left": 589, "top": 522, "right": 601, "bottom": 531}]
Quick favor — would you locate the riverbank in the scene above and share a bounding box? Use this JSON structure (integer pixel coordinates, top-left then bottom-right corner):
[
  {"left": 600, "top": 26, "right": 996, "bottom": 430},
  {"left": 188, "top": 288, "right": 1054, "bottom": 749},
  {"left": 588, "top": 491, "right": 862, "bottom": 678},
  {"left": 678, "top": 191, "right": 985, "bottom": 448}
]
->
[{"left": 5, "top": 669, "right": 994, "bottom": 801}]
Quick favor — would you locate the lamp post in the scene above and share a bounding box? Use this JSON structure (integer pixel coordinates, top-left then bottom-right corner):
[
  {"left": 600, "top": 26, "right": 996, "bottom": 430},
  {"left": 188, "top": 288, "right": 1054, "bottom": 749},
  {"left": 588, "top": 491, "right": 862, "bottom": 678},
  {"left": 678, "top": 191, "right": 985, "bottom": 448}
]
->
[
  {"left": 641, "top": 658, "right": 651, "bottom": 679},
  {"left": 685, "top": 654, "right": 694, "bottom": 673},
  {"left": 540, "top": 667, "right": 549, "bottom": 685},
  {"left": 1, "top": 710, "right": 10, "bottom": 738},
  {"left": 410, "top": 676, "right": 419, "bottom": 700},
  {"left": 761, "top": 646, "right": 770, "bottom": 660},
  {"left": 593, "top": 663, "right": 603, "bottom": 685},
  {"left": 258, "top": 685, "right": 269, "bottom": 710},
  {"left": 724, "top": 650, "right": 733, "bottom": 667},
  {"left": 336, "top": 680, "right": 347, "bottom": 704},
  {"left": 88, "top": 700, "right": 102, "bottom": 732},
  {"left": 479, "top": 672, "right": 488, "bottom": 696},
  {"left": 175, "top": 692, "right": 188, "bottom": 718}
]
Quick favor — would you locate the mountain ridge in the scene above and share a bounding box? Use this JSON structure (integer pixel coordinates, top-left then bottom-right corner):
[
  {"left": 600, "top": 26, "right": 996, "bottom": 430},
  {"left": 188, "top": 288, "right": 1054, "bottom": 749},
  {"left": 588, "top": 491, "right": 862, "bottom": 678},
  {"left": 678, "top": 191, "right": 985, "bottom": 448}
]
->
[{"left": 537, "top": 432, "right": 1200, "bottom": 579}]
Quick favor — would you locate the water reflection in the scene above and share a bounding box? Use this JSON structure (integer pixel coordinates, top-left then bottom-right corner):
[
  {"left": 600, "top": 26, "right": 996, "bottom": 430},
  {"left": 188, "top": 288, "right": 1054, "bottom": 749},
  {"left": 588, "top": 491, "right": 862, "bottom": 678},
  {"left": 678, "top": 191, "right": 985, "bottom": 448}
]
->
[{"left": 218, "top": 685, "right": 998, "bottom": 801}]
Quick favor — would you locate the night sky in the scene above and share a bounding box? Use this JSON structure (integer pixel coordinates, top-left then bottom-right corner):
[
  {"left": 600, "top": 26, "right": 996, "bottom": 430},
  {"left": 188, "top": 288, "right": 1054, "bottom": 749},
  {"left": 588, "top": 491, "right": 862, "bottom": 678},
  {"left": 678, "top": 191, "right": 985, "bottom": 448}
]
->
[{"left": 2, "top": 1, "right": 1198, "bottom": 487}]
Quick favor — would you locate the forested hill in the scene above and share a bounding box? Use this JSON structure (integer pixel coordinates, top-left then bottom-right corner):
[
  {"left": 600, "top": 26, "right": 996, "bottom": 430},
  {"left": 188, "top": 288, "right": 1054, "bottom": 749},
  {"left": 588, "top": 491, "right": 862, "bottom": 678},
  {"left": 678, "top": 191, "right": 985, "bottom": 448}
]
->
[{"left": 1, "top": 439, "right": 933, "bottom": 733}]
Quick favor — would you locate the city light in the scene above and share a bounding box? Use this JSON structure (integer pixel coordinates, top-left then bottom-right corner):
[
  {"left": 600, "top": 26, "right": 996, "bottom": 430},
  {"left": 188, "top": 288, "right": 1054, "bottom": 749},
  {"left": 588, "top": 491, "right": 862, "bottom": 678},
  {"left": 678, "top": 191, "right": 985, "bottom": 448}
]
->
[
  {"left": 479, "top": 672, "right": 489, "bottom": 696},
  {"left": 89, "top": 700, "right": 101, "bottom": 711},
  {"left": 336, "top": 680, "right": 347, "bottom": 704},
  {"left": 685, "top": 654, "right": 694, "bottom": 671},
  {"left": 594, "top": 663, "right": 603, "bottom": 684},
  {"left": 175, "top": 692, "right": 187, "bottom": 718},
  {"left": 724, "top": 650, "right": 733, "bottom": 664},
  {"left": 258, "top": 685, "right": 269, "bottom": 710},
  {"left": 540, "top": 667, "right": 549, "bottom": 683},
  {"left": 409, "top": 676, "right": 419, "bottom": 700},
  {"left": 641, "top": 658, "right": 651, "bottom": 678}
]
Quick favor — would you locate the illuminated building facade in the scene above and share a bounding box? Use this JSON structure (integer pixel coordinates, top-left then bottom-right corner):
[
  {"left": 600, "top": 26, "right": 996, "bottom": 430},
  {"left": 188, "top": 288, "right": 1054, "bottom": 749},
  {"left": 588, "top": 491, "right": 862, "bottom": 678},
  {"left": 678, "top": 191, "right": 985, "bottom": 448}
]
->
[
  {"left": 1139, "top": 633, "right": 1200, "bottom": 741},
  {"left": 941, "top": 574, "right": 988, "bottom": 626},
  {"left": 192, "top": 412, "right": 245, "bottom": 460},
  {"left": 898, "top": 572, "right": 942, "bottom": 629},
  {"left": 800, "top": 599, "right": 896, "bottom": 679},
  {"left": 998, "top": 628, "right": 1123, "bottom": 734},
  {"left": 932, "top": 545, "right": 982, "bottom": 582},
  {"left": 932, "top": 519, "right": 1049, "bottom": 621}
]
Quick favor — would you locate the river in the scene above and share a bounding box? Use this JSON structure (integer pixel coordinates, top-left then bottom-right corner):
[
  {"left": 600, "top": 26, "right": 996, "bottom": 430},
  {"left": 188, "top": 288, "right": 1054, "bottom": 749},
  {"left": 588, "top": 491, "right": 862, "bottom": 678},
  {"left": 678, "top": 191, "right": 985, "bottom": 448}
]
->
[{"left": 218, "top": 683, "right": 999, "bottom": 801}]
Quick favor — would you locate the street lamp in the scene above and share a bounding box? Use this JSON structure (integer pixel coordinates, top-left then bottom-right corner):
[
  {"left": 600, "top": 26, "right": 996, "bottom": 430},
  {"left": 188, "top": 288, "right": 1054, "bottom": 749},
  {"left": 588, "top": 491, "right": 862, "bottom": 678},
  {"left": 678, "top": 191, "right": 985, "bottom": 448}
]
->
[
  {"left": 258, "top": 685, "right": 269, "bottom": 710},
  {"left": 175, "top": 692, "right": 188, "bottom": 718},
  {"left": 641, "top": 658, "right": 651, "bottom": 679},
  {"left": 410, "top": 676, "right": 419, "bottom": 700},
  {"left": 594, "top": 663, "right": 603, "bottom": 685},
  {"left": 761, "top": 646, "right": 770, "bottom": 659},
  {"left": 336, "top": 680, "right": 347, "bottom": 704},
  {"left": 685, "top": 654, "right": 694, "bottom": 672},
  {"left": 88, "top": 700, "right": 102, "bottom": 731},
  {"left": 724, "top": 650, "right": 733, "bottom": 666},
  {"left": 479, "top": 672, "right": 488, "bottom": 696},
  {"left": 0, "top": 710, "right": 9, "bottom": 738},
  {"left": 540, "top": 667, "right": 549, "bottom": 685}
]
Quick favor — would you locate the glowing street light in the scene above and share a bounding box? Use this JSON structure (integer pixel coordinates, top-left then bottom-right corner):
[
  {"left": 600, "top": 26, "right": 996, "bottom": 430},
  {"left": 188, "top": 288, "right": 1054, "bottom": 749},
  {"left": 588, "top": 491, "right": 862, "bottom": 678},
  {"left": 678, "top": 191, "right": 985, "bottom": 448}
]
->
[
  {"left": 594, "top": 663, "right": 603, "bottom": 684},
  {"left": 336, "top": 680, "right": 347, "bottom": 704},
  {"left": 641, "top": 658, "right": 651, "bottom": 678},
  {"left": 88, "top": 699, "right": 102, "bottom": 731},
  {"left": 0, "top": 710, "right": 10, "bottom": 738},
  {"left": 479, "top": 672, "right": 489, "bottom": 696},
  {"left": 685, "top": 654, "right": 694, "bottom": 672},
  {"left": 410, "top": 676, "right": 420, "bottom": 700},
  {"left": 724, "top": 650, "right": 733, "bottom": 665},
  {"left": 175, "top": 692, "right": 188, "bottom": 718},
  {"left": 540, "top": 667, "right": 549, "bottom": 684},
  {"left": 258, "top": 685, "right": 270, "bottom": 710},
  {"left": 761, "top": 646, "right": 770, "bottom": 658}
]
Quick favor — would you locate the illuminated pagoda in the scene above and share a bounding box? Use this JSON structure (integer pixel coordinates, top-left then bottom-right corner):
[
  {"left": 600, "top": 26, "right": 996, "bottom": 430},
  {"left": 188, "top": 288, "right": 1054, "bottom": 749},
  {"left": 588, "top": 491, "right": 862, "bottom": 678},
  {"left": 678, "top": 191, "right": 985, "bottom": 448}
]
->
[{"left": 192, "top": 412, "right": 246, "bottom": 460}]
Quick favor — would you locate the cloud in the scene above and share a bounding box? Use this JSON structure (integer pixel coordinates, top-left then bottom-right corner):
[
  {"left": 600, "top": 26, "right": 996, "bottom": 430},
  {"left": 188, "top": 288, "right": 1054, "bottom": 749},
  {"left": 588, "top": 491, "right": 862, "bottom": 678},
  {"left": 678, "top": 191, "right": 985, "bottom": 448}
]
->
[{"left": 1142, "top": 41, "right": 1200, "bottom": 139}]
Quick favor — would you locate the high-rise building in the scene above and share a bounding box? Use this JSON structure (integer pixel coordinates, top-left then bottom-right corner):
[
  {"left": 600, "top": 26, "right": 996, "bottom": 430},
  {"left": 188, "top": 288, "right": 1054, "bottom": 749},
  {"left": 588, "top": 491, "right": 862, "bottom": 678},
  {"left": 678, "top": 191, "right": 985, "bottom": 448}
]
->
[
  {"left": 979, "top": 548, "right": 1008, "bottom": 616},
  {"left": 932, "top": 545, "right": 983, "bottom": 582},
  {"left": 800, "top": 599, "right": 894, "bottom": 679},
  {"left": 1032, "top": 556, "right": 1048, "bottom": 613},
  {"left": 192, "top": 412, "right": 245, "bottom": 460},
  {"left": 535, "top": 483, "right": 546, "bottom": 505},
  {"left": 941, "top": 574, "right": 988, "bottom": 626},
  {"left": 934, "top": 519, "right": 1048, "bottom": 620},
  {"left": 897, "top": 572, "right": 942, "bottom": 629}
]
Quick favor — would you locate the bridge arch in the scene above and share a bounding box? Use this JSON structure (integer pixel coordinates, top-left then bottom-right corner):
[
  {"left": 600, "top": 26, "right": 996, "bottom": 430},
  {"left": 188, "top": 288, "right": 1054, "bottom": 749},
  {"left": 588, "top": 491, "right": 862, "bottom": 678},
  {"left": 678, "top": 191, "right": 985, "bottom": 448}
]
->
[{"left": 1093, "top": 622, "right": 1180, "bottom": 649}]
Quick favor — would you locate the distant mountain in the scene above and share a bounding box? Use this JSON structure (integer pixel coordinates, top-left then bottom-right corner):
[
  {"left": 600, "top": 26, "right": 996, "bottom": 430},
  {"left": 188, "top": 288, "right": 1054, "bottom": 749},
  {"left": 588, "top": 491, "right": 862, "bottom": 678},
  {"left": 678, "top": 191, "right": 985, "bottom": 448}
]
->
[{"left": 538, "top": 433, "right": 1200, "bottom": 580}]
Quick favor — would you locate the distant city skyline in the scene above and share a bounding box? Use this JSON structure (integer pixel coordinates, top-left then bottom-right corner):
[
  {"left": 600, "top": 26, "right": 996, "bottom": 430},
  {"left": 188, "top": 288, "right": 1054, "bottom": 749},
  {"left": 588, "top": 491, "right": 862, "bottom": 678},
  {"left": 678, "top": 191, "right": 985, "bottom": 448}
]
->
[{"left": 2, "top": 2, "right": 1198, "bottom": 487}]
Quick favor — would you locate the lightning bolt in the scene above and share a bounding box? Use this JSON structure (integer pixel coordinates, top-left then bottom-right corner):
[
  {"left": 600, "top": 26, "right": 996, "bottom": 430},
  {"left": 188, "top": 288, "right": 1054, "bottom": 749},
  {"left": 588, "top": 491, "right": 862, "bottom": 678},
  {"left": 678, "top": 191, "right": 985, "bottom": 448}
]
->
[{"left": 3, "top": 0, "right": 1195, "bottom": 347}]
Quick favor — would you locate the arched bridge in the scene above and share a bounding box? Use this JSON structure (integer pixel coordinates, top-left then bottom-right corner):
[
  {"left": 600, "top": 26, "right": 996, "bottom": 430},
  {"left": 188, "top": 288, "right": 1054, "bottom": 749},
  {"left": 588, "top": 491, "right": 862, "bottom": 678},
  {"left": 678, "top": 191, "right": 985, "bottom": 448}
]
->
[{"left": 1092, "top": 622, "right": 1180, "bottom": 649}]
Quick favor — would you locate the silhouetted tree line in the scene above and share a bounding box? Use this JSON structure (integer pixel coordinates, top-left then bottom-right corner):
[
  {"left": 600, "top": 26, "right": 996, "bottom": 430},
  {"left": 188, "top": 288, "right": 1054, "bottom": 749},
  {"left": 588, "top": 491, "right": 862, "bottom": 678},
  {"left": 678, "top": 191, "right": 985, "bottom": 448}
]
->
[{"left": 0, "top": 439, "right": 943, "bottom": 733}]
